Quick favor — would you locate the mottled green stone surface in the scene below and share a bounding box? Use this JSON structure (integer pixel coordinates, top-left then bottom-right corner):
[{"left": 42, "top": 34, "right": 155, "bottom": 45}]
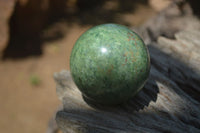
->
[{"left": 70, "top": 24, "right": 150, "bottom": 105}]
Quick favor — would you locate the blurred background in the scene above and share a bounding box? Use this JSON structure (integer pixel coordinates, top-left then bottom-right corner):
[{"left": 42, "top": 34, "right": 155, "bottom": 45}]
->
[{"left": 0, "top": 0, "right": 199, "bottom": 133}]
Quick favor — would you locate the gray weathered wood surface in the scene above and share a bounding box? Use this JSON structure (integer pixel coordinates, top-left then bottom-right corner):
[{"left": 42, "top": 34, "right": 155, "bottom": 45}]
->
[{"left": 54, "top": 4, "right": 200, "bottom": 133}]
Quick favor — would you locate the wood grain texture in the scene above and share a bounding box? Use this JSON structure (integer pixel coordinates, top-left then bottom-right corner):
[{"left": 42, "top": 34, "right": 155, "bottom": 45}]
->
[{"left": 54, "top": 4, "right": 200, "bottom": 133}]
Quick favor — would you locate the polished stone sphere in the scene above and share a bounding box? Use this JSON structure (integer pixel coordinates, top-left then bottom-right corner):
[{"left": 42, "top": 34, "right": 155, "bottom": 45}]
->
[{"left": 70, "top": 24, "right": 150, "bottom": 105}]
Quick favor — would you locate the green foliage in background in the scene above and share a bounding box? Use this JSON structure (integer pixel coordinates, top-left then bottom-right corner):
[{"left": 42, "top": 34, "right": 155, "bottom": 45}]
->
[{"left": 30, "top": 74, "right": 41, "bottom": 86}]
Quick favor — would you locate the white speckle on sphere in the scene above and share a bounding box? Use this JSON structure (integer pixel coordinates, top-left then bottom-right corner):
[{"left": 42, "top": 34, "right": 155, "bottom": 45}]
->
[{"left": 101, "top": 47, "right": 107, "bottom": 53}]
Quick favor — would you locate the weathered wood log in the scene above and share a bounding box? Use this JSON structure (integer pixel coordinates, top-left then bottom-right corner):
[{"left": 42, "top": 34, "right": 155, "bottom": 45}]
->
[{"left": 54, "top": 4, "right": 200, "bottom": 133}]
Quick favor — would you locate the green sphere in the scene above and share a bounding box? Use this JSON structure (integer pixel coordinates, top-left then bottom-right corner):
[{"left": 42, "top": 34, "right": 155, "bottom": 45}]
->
[{"left": 70, "top": 24, "right": 150, "bottom": 105}]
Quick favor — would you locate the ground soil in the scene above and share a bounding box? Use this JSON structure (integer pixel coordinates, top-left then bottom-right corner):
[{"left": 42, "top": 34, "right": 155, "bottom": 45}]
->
[{"left": 0, "top": 1, "right": 169, "bottom": 133}]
